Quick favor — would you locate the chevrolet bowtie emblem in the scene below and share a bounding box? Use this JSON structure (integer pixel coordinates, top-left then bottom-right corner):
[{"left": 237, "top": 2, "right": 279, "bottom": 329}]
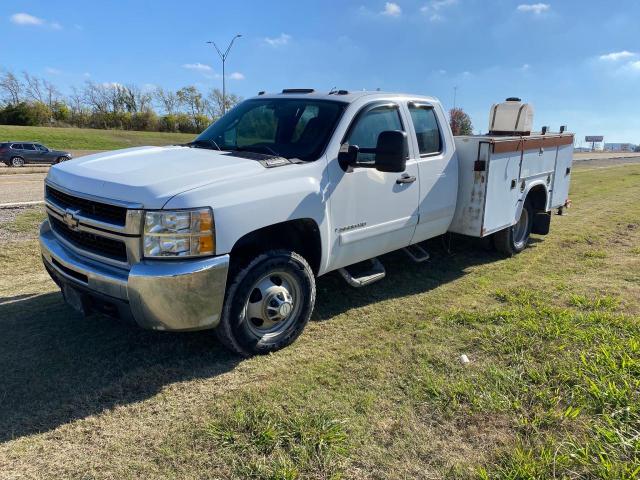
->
[{"left": 63, "top": 208, "right": 81, "bottom": 231}]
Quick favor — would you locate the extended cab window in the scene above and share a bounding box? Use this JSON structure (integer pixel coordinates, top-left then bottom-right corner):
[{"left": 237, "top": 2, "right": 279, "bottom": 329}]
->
[
  {"left": 409, "top": 104, "right": 442, "bottom": 155},
  {"left": 196, "top": 99, "right": 346, "bottom": 162},
  {"left": 346, "top": 104, "right": 403, "bottom": 164}
]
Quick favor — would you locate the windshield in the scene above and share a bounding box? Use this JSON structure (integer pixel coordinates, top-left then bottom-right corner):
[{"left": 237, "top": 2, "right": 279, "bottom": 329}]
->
[{"left": 195, "top": 98, "right": 347, "bottom": 162}]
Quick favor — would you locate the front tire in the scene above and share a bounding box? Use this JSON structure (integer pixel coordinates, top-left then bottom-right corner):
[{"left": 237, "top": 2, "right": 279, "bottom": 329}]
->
[
  {"left": 10, "top": 156, "right": 24, "bottom": 167},
  {"left": 215, "top": 250, "right": 316, "bottom": 356},
  {"left": 494, "top": 199, "right": 534, "bottom": 256}
]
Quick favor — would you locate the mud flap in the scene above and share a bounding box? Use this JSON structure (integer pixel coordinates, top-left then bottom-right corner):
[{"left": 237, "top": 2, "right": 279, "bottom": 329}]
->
[{"left": 532, "top": 211, "right": 551, "bottom": 235}]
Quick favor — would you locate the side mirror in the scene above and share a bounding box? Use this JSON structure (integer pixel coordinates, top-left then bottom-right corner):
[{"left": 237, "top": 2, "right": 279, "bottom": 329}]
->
[
  {"left": 374, "top": 130, "right": 408, "bottom": 173},
  {"left": 338, "top": 144, "right": 360, "bottom": 170}
]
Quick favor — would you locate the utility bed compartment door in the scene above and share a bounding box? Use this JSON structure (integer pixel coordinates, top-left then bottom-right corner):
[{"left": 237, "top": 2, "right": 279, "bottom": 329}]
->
[
  {"left": 551, "top": 144, "right": 573, "bottom": 208},
  {"left": 482, "top": 148, "right": 522, "bottom": 235}
]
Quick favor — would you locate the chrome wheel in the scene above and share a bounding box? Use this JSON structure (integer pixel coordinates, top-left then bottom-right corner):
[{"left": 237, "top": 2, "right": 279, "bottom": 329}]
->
[
  {"left": 244, "top": 271, "right": 302, "bottom": 338},
  {"left": 513, "top": 207, "right": 530, "bottom": 249},
  {"left": 11, "top": 157, "right": 24, "bottom": 167}
]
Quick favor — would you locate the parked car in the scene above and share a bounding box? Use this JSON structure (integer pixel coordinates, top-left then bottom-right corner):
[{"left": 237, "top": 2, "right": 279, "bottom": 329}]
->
[
  {"left": 1, "top": 141, "right": 72, "bottom": 167},
  {"left": 39, "top": 91, "right": 574, "bottom": 356}
]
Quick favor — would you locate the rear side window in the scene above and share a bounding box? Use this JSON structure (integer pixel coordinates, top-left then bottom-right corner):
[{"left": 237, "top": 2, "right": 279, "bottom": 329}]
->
[
  {"left": 346, "top": 104, "right": 403, "bottom": 164},
  {"left": 409, "top": 105, "right": 442, "bottom": 155},
  {"left": 10, "top": 144, "right": 23, "bottom": 150}
]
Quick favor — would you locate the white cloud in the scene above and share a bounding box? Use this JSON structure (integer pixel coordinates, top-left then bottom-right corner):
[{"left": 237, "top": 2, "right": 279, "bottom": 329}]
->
[
  {"left": 421, "top": 0, "right": 456, "bottom": 21},
  {"left": 599, "top": 50, "right": 636, "bottom": 61},
  {"left": 628, "top": 61, "right": 640, "bottom": 70},
  {"left": 10, "top": 13, "right": 44, "bottom": 25},
  {"left": 381, "top": 2, "right": 402, "bottom": 16},
  {"left": 10, "top": 12, "right": 63, "bottom": 29},
  {"left": 517, "top": 3, "right": 550, "bottom": 14},
  {"left": 182, "top": 63, "right": 213, "bottom": 72},
  {"left": 264, "top": 33, "right": 291, "bottom": 47},
  {"left": 521, "top": 63, "right": 530, "bottom": 71},
  {"left": 45, "top": 67, "right": 61, "bottom": 75},
  {"left": 228, "top": 72, "right": 245, "bottom": 80}
]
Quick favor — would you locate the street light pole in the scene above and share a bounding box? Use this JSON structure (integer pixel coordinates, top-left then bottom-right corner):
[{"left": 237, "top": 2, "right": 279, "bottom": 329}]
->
[{"left": 207, "top": 34, "right": 242, "bottom": 115}]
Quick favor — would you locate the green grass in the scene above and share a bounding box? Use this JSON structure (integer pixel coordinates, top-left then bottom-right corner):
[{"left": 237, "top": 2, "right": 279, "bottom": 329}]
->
[
  {"left": 3, "top": 207, "right": 46, "bottom": 234},
  {"left": 0, "top": 124, "right": 195, "bottom": 151},
  {"left": 0, "top": 163, "right": 639, "bottom": 479}
]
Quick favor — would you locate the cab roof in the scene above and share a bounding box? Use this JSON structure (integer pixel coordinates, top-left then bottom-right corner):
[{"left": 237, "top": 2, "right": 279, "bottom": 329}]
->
[{"left": 249, "top": 89, "right": 439, "bottom": 105}]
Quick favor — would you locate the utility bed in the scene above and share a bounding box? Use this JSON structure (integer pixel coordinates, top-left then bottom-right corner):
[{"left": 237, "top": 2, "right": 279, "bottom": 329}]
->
[{"left": 449, "top": 133, "right": 574, "bottom": 237}]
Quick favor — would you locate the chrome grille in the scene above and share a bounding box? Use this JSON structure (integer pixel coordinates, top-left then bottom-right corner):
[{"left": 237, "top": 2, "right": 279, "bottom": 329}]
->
[
  {"left": 44, "top": 181, "right": 143, "bottom": 267},
  {"left": 46, "top": 185, "right": 127, "bottom": 226},
  {"left": 49, "top": 215, "right": 128, "bottom": 262}
]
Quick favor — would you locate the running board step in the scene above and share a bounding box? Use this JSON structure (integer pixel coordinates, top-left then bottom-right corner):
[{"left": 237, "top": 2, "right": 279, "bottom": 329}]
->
[
  {"left": 338, "top": 258, "right": 386, "bottom": 288},
  {"left": 403, "top": 244, "right": 430, "bottom": 263}
]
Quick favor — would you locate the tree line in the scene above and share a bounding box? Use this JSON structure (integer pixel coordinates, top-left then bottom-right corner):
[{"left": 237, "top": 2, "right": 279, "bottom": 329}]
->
[{"left": 0, "top": 68, "right": 241, "bottom": 133}]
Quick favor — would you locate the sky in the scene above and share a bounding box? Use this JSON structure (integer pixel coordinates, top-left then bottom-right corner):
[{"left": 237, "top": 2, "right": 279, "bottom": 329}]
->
[{"left": 1, "top": 0, "right": 639, "bottom": 144}]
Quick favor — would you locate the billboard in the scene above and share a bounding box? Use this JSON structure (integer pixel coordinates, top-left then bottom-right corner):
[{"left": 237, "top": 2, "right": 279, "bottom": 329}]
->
[{"left": 585, "top": 136, "right": 604, "bottom": 142}]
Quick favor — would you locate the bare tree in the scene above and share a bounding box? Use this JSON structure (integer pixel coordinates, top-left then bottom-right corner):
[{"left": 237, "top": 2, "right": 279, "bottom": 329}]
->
[
  {"left": 206, "top": 88, "right": 240, "bottom": 119},
  {"left": 118, "top": 84, "right": 152, "bottom": 113},
  {"left": 177, "top": 86, "right": 207, "bottom": 128},
  {"left": 23, "top": 72, "right": 45, "bottom": 104},
  {"left": 68, "top": 86, "right": 84, "bottom": 113},
  {"left": 83, "top": 81, "right": 111, "bottom": 114},
  {"left": 0, "top": 70, "right": 23, "bottom": 105},
  {"left": 154, "top": 87, "right": 179, "bottom": 115},
  {"left": 43, "top": 80, "right": 60, "bottom": 110}
]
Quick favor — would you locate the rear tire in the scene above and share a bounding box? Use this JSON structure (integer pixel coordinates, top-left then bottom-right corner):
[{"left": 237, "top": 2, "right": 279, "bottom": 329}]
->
[
  {"left": 215, "top": 250, "right": 316, "bottom": 356},
  {"left": 10, "top": 156, "right": 24, "bottom": 167},
  {"left": 494, "top": 199, "right": 533, "bottom": 256}
]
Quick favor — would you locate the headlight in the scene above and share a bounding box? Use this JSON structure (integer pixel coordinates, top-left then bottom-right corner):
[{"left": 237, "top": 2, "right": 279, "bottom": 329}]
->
[{"left": 143, "top": 208, "right": 214, "bottom": 258}]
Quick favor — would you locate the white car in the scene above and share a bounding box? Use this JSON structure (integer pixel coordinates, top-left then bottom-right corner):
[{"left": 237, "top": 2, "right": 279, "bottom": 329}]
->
[{"left": 39, "top": 90, "right": 573, "bottom": 355}]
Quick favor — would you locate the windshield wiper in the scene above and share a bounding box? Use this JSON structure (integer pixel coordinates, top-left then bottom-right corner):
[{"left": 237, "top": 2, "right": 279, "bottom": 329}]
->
[
  {"left": 232, "top": 145, "right": 283, "bottom": 157},
  {"left": 186, "top": 139, "right": 222, "bottom": 151}
]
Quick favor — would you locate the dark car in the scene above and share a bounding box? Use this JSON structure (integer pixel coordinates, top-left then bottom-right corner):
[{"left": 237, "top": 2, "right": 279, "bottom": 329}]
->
[{"left": 0, "top": 141, "right": 72, "bottom": 167}]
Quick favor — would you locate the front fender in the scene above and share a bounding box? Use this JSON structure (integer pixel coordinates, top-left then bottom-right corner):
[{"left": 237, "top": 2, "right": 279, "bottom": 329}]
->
[{"left": 163, "top": 169, "right": 328, "bottom": 258}]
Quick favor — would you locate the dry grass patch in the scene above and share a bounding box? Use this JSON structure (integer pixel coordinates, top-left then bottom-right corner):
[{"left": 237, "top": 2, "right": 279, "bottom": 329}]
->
[{"left": 0, "top": 163, "right": 639, "bottom": 479}]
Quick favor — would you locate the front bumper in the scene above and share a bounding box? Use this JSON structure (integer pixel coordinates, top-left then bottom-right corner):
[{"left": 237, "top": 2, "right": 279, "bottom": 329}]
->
[{"left": 39, "top": 221, "right": 229, "bottom": 331}]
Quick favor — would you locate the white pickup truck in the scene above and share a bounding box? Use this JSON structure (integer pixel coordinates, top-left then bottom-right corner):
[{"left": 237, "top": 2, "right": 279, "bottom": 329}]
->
[{"left": 40, "top": 90, "right": 574, "bottom": 355}]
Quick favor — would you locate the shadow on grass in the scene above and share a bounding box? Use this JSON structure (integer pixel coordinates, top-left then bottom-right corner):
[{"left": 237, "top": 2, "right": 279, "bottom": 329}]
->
[
  {"left": 0, "top": 293, "right": 240, "bottom": 443},
  {"left": 313, "top": 234, "right": 502, "bottom": 320},
  {"left": 0, "top": 234, "right": 504, "bottom": 443}
]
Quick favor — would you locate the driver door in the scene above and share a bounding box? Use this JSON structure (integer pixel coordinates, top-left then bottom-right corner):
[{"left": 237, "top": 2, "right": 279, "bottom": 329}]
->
[{"left": 327, "top": 102, "right": 419, "bottom": 270}]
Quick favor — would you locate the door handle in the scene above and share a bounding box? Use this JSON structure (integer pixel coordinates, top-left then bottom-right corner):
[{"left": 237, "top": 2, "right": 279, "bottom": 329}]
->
[{"left": 396, "top": 174, "right": 416, "bottom": 184}]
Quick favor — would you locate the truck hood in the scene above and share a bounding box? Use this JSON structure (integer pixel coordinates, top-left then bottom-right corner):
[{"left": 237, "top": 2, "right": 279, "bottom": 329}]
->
[{"left": 46, "top": 146, "right": 265, "bottom": 208}]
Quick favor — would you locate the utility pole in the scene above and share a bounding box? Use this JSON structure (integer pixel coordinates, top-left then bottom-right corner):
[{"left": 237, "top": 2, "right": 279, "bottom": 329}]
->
[
  {"left": 453, "top": 86, "right": 458, "bottom": 110},
  {"left": 206, "top": 34, "right": 242, "bottom": 115}
]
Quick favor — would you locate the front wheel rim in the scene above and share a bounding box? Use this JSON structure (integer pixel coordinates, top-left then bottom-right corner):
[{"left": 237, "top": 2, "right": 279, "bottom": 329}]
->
[
  {"left": 513, "top": 208, "right": 530, "bottom": 249},
  {"left": 244, "top": 270, "right": 302, "bottom": 339}
]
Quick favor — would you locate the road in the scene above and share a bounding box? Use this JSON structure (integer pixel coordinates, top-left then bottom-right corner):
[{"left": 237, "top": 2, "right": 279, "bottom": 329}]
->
[{"left": 0, "top": 173, "right": 48, "bottom": 205}]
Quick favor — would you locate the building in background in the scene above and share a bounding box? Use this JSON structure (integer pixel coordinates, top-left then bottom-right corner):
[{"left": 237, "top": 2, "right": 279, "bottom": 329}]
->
[{"left": 604, "top": 143, "right": 636, "bottom": 152}]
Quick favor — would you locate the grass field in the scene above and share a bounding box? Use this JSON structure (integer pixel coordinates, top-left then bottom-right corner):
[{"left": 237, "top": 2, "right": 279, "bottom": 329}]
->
[
  {"left": 0, "top": 162, "right": 639, "bottom": 479},
  {"left": 0, "top": 125, "right": 195, "bottom": 151}
]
